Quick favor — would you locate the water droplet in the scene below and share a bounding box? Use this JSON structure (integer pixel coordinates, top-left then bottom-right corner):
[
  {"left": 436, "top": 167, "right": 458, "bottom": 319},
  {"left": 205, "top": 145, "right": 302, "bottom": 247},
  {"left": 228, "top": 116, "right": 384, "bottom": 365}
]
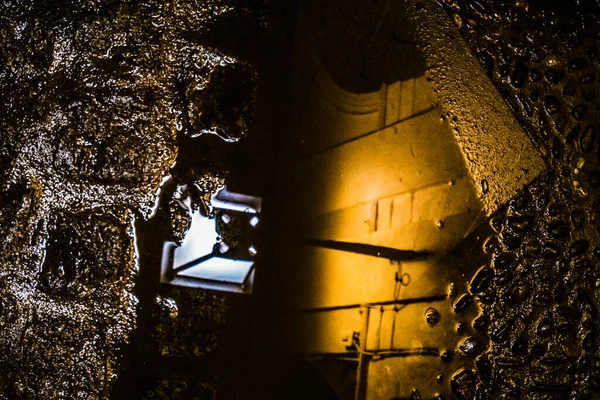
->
[
  {"left": 536, "top": 264, "right": 555, "bottom": 282},
  {"left": 470, "top": 267, "right": 494, "bottom": 294},
  {"left": 425, "top": 308, "right": 440, "bottom": 326},
  {"left": 580, "top": 125, "right": 596, "bottom": 153},
  {"left": 584, "top": 87, "right": 597, "bottom": 102},
  {"left": 536, "top": 318, "right": 553, "bottom": 337},
  {"left": 440, "top": 349, "right": 452, "bottom": 363},
  {"left": 581, "top": 73, "right": 596, "bottom": 84},
  {"left": 548, "top": 201, "right": 564, "bottom": 217},
  {"left": 458, "top": 323, "right": 471, "bottom": 337},
  {"left": 557, "top": 319, "right": 576, "bottom": 334},
  {"left": 544, "top": 96, "right": 561, "bottom": 115},
  {"left": 540, "top": 356, "right": 566, "bottom": 366},
  {"left": 571, "top": 257, "right": 588, "bottom": 269},
  {"left": 563, "top": 79, "right": 578, "bottom": 96},
  {"left": 576, "top": 288, "right": 596, "bottom": 314},
  {"left": 571, "top": 104, "right": 587, "bottom": 121},
  {"left": 552, "top": 137, "right": 564, "bottom": 159},
  {"left": 506, "top": 215, "right": 532, "bottom": 233},
  {"left": 490, "top": 216, "right": 504, "bottom": 233},
  {"left": 473, "top": 314, "right": 489, "bottom": 333},
  {"left": 555, "top": 282, "right": 567, "bottom": 303},
  {"left": 453, "top": 294, "right": 473, "bottom": 313},
  {"left": 560, "top": 339, "right": 581, "bottom": 358},
  {"left": 458, "top": 337, "right": 482, "bottom": 358},
  {"left": 483, "top": 235, "right": 500, "bottom": 254},
  {"left": 478, "top": 288, "right": 496, "bottom": 305},
  {"left": 499, "top": 63, "right": 510, "bottom": 77},
  {"left": 481, "top": 179, "right": 489, "bottom": 194}
]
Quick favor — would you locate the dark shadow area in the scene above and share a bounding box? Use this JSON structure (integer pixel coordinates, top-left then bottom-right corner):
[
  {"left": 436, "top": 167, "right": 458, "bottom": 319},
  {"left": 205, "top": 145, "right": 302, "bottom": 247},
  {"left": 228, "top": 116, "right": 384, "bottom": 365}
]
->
[{"left": 304, "top": 238, "right": 431, "bottom": 262}]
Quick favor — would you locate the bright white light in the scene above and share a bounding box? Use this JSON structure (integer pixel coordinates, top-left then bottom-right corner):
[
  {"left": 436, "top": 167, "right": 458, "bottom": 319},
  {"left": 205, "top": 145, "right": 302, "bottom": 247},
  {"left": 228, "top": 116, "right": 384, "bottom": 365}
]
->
[
  {"left": 248, "top": 245, "right": 257, "bottom": 257},
  {"left": 221, "top": 213, "right": 231, "bottom": 224},
  {"left": 178, "top": 257, "right": 254, "bottom": 284},
  {"left": 218, "top": 241, "right": 230, "bottom": 254},
  {"left": 173, "top": 211, "right": 217, "bottom": 268}
]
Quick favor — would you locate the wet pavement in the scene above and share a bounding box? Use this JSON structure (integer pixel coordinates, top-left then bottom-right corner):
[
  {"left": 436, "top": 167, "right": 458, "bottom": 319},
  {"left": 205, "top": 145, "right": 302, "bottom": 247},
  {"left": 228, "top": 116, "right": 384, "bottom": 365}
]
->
[
  {"left": 1, "top": 0, "right": 600, "bottom": 399},
  {"left": 250, "top": 0, "right": 600, "bottom": 399},
  {"left": 0, "top": 0, "right": 284, "bottom": 398}
]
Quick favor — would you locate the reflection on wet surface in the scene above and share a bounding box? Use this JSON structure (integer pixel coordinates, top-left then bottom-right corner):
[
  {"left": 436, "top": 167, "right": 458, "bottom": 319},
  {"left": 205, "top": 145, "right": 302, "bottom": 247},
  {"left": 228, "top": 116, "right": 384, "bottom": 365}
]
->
[
  {"left": 1, "top": 0, "right": 600, "bottom": 398},
  {"left": 160, "top": 184, "right": 260, "bottom": 293},
  {"left": 0, "top": 0, "right": 272, "bottom": 398},
  {"left": 248, "top": 0, "right": 600, "bottom": 399}
]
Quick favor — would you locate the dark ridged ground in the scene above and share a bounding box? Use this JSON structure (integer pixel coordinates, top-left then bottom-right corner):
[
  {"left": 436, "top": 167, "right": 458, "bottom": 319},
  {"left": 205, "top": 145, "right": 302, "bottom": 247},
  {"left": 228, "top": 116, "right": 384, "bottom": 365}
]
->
[
  {"left": 440, "top": 1, "right": 600, "bottom": 398},
  {"left": 0, "top": 1, "right": 265, "bottom": 398}
]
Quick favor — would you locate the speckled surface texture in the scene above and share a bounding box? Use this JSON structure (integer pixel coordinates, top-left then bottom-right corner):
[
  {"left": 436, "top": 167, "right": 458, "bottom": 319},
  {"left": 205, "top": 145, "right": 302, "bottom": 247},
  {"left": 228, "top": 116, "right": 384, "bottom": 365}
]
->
[
  {"left": 3, "top": 0, "right": 600, "bottom": 399},
  {"left": 0, "top": 1, "right": 266, "bottom": 398},
  {"left": 435, "top": 0, "right": 600, "bottom": 398}
]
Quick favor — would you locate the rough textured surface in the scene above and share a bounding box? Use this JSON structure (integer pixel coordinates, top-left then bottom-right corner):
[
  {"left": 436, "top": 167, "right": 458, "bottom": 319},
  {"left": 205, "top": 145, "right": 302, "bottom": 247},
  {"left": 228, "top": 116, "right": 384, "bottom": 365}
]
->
[
  {"left": 438, "top": 0, "right": 600, "bottom": 398},
  {"left": 407, "top": 0, "right": 546, "bottom": 216},
  {"left": 7, "top": 0, "right": 600, "bottom": 398},
  {"left": 0, "top": 0, "right": 263, "bottom": 398}
]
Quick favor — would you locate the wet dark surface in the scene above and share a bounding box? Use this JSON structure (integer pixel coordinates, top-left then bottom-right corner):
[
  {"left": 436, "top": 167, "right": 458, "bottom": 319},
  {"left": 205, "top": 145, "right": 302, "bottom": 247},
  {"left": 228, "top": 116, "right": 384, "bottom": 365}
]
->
[
  {"left": 2, "top": 0, "right": 600, "bottom": 399},
  {"left": 0, "top": 0, "right": 290, "bottom": 398},
  {"left": 439, "top": 0, "right": 600, "bottom": 398}
]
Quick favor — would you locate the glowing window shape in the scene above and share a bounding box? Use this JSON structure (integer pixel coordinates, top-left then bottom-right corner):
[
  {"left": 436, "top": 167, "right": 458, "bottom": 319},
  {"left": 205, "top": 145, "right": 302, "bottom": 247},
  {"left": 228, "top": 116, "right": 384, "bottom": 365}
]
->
[{"left": 160, "top": 186, "right": 261, "bottom": 294}]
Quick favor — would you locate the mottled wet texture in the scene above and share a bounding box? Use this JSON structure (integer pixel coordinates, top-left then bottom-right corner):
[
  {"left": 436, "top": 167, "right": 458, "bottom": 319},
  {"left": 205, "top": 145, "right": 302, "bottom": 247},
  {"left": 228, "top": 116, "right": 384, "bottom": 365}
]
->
[
  {"left": 438, "top": 0, "right": 600, "bottom": 398},
  {"left": 5, "top": 0, "right": 600, "bottom": 398},
  {"left": 0, "top": 0, "right": 268, "bottom": 398}
]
